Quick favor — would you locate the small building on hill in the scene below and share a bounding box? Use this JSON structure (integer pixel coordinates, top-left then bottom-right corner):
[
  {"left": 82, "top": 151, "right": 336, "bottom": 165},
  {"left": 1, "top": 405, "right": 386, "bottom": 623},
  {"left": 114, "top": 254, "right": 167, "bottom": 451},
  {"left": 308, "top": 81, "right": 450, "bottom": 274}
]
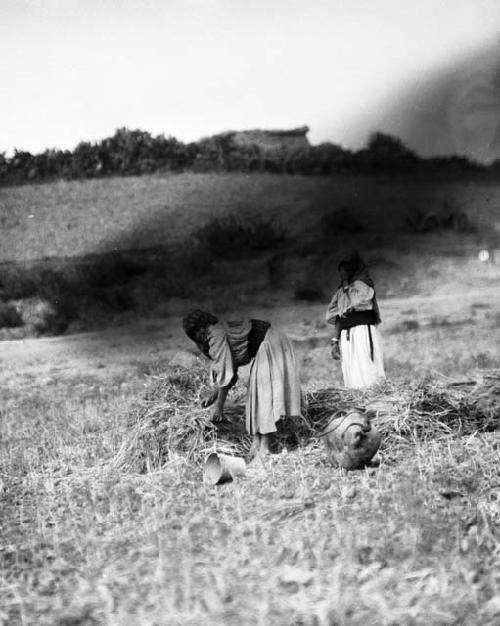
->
[{"left": 231, "top": 126, "right": 310, "bottom": 152}]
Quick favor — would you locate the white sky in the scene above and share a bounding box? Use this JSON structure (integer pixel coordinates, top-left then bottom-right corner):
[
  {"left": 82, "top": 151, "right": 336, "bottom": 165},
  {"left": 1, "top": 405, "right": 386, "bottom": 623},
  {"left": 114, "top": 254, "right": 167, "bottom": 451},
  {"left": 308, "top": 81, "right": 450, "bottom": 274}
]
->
[{"left": 1, "top": 0, "right": 500, "bottom": 155}]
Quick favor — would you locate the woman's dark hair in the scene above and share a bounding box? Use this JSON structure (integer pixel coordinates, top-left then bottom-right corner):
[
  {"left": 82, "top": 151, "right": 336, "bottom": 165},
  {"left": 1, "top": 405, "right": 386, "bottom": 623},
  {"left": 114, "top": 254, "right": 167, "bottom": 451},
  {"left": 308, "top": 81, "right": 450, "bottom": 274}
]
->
[
  {"left": 182, "top": 310, "right": 218, "bottom": 355},
  {"left": 338, "top": 250, "right": 363, "bottom": 275}
]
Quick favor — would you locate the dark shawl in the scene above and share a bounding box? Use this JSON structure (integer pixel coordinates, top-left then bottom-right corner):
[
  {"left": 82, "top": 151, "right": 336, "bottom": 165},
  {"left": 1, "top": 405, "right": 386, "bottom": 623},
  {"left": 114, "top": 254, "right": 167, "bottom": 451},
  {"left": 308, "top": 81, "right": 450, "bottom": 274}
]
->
[{"left": 338, "top": 251, "right": 381, "bottom": 324}]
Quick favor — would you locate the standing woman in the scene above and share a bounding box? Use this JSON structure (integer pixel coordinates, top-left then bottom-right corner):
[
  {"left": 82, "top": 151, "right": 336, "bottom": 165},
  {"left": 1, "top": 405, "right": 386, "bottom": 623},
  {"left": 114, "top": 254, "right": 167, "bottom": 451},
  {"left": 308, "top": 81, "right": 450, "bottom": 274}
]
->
[
  {"left": 182, "top": 310, "right": 302, "bottom": 458},
  {"left": 326, "top": 251, "right": 385, "bottom": 388}
]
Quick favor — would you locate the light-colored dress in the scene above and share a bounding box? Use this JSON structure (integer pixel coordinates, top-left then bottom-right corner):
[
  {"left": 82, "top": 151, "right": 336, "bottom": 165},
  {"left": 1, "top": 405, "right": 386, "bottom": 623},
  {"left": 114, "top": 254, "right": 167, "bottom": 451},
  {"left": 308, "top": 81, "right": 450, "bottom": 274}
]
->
[
  {"left": 326, "top": 280, "right": 386, "bottom": 389},
  {"left": 208, "top": 321, "right": 302, "bottom": 434}
]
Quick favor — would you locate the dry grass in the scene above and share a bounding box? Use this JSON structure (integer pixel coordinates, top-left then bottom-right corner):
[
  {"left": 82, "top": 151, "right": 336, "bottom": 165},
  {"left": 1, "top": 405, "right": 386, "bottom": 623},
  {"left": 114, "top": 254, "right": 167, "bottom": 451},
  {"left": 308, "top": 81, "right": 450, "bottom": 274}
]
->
[
  {"left": 112, "top": 366, "right": 247, "bottom": 472},
  {"left": 3, "top": 364, "right": 500, "bottom": 625},
  {"left": 113, "top": 363, "right": 500, "bottom": 477}
]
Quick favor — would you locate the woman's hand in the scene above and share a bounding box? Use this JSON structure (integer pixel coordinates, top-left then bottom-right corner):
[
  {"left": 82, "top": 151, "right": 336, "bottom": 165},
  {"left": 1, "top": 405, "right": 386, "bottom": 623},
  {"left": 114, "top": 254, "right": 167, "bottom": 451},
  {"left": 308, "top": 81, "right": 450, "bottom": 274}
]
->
[
  {"left": 200, "top": 389, "right": 218, "bottom": 408},
  {"left": 208, "top": 381, "right": 232, "bottom": 422},
  {"left": 211, "top": 408, "right": 224, "bottom": 422},
  {"left": 331, "top": 340, "right": 341, "bottom": 360}
]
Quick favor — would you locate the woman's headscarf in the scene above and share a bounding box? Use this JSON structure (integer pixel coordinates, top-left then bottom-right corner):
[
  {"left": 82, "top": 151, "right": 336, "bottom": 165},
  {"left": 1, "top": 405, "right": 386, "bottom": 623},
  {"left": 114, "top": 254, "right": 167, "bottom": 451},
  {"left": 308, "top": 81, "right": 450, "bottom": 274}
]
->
[
  {"left": 338, "top": 251, "right": 381, "bottom": 324},
  {"left": 338, "top": 251, "right": 373, "bottom": 287},
  {"left": 182, "top": 309, "right": 219, "bottom": 357}
]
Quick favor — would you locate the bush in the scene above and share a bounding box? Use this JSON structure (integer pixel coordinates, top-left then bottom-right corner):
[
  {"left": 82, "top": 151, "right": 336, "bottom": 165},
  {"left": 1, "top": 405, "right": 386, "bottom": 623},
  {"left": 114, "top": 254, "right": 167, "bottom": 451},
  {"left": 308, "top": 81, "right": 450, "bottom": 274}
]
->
[
  {"left": 406, "top": 200, "right": 476, "bottom": 234},
  {"left": 14, "top": 297, "right": 67, "bottom": 336},
  {"left": 0, "top": 126, "right": 487, "bottom": 187},
  {"left": 322, "top": 207, "right": 365, "bottom": 236},
  {"left": 194, "top": 214, "right": 286, "bottom": 258},
  {"left": 0, "top": 243, "right": 220, "bottom": 335},
  {"left": 293, "top": 284, "right": 325, "bottom": 302},
  {"left": 0, "top": 264, "right": 37, "bottom": 299},
  {"left": 0, "top": 302, "right": 22, "bottom": 328},
  {"left": 288, "top": 143, "right": 353, "bottom": 175}
]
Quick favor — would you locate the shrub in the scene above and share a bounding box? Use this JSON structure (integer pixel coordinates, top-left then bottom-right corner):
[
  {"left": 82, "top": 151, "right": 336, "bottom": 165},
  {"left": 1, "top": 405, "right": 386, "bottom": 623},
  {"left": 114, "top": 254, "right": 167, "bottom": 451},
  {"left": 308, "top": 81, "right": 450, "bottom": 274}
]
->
[
  {"left": 0, "top": 302, "right": 22, "bottom": 328},
  {"left": 293, "top": 284, "right": 325, "bottom": 302},
  {"left": 0, "top": 263, "right": 75, "bottom": 331},
  {"left": 367, "top": 132, "right": 418, "bottom": 162},
  {"left": 194, "top": 213, "right": 286, "bottom": 258},
  {"left": 322, "top": 207, "right": 365, "bottom": 236},
  {"left": 14, "top": 297, "right": 67, "bottom": 336},
  {"left": 0, "top": 126, "right": 487, "bottom": 187},
  {"left": 0, "top": 244, "right": 219, "bottom": 335},
  {"left": 406, "top": 201, "right": 476, "bottom": 234},
  {"left": 406, "top": 208, "right": 436, "bottom": 233},
  {"left": 95, "top": 286, "right": 135, "bottom": 312},
  {"left": 439, "top": 199, "right": 476, "bottom": 233},
  {"left": 0, "top": 264, "right": 37, "bottom": 299}
]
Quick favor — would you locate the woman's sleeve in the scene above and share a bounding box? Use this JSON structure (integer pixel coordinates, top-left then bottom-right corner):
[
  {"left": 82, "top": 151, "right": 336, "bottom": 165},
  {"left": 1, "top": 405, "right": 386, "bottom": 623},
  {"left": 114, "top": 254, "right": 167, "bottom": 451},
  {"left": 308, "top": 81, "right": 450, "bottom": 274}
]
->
[
  {"left": 208, "top": 326, "right": 235, "bottom": 388},
  {"left": 326, "top": 288, "right": 353, "bottom": 322},
  {"left": 348, "top": 281, "right": 374, "bottom": 308},
  {"left": 326, "top": 289, "right": 341, "bottom": 323}
]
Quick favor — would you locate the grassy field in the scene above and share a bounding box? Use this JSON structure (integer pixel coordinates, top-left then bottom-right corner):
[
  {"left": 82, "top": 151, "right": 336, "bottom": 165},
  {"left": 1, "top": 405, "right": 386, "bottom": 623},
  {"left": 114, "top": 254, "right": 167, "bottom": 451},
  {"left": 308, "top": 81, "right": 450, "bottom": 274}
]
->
[
  {"left": 2, "top": 304, "right": 500, "bottom": 625},
  {"left": 2, "top": 172, "right": 500, "bottom": 624},
  {"left": 2, "top": 170, "right": 500, "bottom": 339},
  {"left": 1, "top": 171, "right": 500, "bottom": 262}
]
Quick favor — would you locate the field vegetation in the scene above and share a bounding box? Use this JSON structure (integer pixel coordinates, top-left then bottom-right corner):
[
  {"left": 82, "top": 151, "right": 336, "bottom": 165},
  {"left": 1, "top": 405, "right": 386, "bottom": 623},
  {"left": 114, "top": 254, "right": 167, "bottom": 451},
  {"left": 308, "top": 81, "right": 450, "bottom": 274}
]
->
[
  {"left": 2, "top": 313, "right": 500, "bottom": 624},
  {"left": 2, "top": 168, "right": 500, "bottom": 624}
]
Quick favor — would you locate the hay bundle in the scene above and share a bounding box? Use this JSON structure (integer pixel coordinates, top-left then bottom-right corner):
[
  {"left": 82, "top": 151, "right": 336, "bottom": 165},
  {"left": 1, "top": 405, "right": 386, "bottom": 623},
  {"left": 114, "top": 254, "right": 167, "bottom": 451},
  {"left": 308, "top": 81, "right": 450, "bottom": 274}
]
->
[
  {"left": 114, "top": 367, "right": 500, "bottom": 473},
  {"left": 307, "top": 373, "right": 500, "bottom": 444},
  {"left": 113, "top": 365, "right": 251, "bottom": 472}
]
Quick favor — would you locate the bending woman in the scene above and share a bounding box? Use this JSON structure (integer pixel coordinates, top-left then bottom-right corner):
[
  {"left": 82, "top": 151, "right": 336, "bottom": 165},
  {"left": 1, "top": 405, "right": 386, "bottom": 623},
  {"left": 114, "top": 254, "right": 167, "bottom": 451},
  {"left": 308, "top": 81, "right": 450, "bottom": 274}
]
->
[
  {"left": 326, "top": 251, "right": 386, "bottom": 388},
  {"left": 183, "top": 310, "right": 302, "bottom": 457}
]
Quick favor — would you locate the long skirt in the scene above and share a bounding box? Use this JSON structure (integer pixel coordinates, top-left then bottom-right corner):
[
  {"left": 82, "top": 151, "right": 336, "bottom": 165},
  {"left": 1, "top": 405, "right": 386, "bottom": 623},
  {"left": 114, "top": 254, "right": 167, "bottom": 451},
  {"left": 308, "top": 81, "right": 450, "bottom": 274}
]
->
[
  {"left": 340, "top": 324, "right": 385, "bottom": 389},
  {"left": 246, "top": 329, "right": 302, "bottom": 435}
]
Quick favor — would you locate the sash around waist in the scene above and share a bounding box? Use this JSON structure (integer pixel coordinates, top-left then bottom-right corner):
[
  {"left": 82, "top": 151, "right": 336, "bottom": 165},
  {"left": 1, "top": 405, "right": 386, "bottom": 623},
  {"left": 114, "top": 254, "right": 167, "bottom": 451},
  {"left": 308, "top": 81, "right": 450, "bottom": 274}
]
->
[{"left": 338, "top": 310, "right": 377, "bottom": 330}]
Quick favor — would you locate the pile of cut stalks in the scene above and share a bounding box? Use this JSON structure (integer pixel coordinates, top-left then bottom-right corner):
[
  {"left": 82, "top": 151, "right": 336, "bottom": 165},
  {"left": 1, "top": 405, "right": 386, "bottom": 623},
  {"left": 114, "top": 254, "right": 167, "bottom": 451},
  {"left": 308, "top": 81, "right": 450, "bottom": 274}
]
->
[{"left": 113, "top": 366, "right": 500, "bottom": 473}]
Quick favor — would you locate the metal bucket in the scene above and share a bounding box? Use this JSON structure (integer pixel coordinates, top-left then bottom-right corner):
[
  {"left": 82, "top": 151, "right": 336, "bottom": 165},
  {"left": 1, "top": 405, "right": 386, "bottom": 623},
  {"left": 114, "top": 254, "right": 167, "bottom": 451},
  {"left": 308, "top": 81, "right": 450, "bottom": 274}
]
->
[{"left": 204, "top": 452, "right": 247, "bottom": 485}]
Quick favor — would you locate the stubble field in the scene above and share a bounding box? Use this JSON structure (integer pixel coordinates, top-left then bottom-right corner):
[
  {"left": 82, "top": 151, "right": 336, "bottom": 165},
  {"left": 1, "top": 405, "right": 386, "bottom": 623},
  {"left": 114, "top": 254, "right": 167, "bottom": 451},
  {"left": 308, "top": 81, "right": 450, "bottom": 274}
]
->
[{"left": 2, "top": 172, "right": 500, "bottom": 625}]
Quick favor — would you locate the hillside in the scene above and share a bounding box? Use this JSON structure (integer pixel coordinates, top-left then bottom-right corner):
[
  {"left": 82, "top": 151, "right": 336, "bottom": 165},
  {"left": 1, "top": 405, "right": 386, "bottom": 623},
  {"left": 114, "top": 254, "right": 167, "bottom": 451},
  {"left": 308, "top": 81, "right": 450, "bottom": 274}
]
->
[
  {"left": 1, "top": 171, "right": 500, "bottom": 339},
  {"left": 1, "top": 171, "right": 500, "bottom": 262}
]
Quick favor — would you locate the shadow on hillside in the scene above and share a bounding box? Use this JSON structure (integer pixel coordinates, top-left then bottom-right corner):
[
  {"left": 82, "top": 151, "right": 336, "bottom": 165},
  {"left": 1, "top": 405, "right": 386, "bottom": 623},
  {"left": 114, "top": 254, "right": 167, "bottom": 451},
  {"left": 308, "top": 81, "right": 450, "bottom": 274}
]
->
[{"left": 0, "top": 194, "right": 491, "bottom": 341}]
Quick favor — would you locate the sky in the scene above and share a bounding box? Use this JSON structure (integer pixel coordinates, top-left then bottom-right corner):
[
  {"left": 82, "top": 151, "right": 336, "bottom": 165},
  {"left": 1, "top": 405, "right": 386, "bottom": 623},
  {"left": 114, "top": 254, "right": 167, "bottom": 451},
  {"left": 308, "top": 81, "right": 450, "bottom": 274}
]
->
[{"left": 1, "top": 0, "right": 500, "bottom": 159}]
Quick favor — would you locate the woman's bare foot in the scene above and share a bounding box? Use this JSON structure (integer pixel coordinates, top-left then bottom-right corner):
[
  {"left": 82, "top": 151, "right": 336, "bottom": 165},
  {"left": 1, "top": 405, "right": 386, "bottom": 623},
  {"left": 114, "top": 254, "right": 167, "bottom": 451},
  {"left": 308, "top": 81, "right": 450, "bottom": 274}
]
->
[
  {"left": 259, "top": 434, "right": 272, "bottom": 456},
  {"left": 246, "top": 434, "right": 261, "bottom": 463},
  {"left": 247, "top": 434, "right": 272, "bottom": 465},
  {"left": 247, "top": 455, "right": 265, "bottom": 469}
]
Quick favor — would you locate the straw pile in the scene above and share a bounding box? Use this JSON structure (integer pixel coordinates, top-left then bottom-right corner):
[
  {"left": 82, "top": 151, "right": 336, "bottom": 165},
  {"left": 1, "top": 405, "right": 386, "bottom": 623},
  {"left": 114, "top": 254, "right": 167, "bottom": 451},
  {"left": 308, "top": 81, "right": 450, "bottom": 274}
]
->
[
  {"left": 113, "top": 365, "right": 250, "bottom": 472},
  {"left": 113, "top": 366, "right": 500, "bottom": 472},
  {"left": 306, "top": 372, "right": 500, "bottom": 445}
]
